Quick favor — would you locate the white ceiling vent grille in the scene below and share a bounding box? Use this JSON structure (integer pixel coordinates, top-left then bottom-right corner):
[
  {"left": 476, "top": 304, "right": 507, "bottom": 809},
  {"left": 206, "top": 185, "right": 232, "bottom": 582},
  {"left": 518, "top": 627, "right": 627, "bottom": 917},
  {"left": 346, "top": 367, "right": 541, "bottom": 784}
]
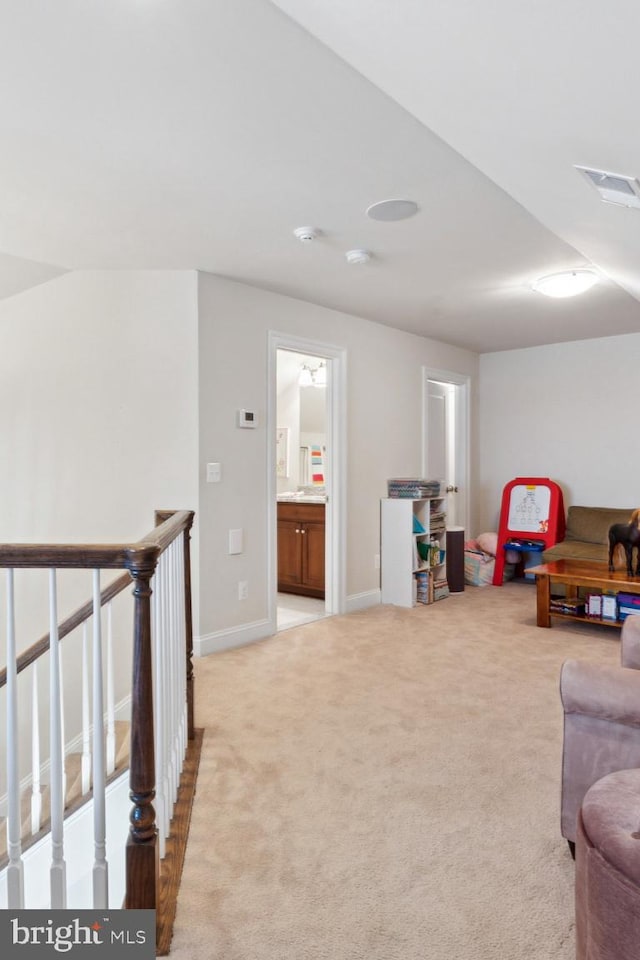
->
[{"left": 575, "top": 165, "right": 640, "bottom": 208}]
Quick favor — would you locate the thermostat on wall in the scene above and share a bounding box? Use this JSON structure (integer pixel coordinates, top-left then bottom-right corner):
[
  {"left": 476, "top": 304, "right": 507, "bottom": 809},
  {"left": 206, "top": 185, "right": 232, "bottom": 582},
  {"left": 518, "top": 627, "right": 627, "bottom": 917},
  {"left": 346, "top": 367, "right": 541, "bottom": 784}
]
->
[{"left": 237, "top": 409, "right": 257, "bottom": 428}]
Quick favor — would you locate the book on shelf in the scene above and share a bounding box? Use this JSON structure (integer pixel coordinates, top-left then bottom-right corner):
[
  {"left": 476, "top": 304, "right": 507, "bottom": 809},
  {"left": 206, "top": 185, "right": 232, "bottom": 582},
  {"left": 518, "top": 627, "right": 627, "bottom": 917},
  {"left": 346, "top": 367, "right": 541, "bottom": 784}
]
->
[
  {"left": 550, "top": 596, "right": 586, "bottom": 616},
  {"left": 433, "top": 578, "right": 449, "bottom": 601},
  {"left": 387, "top": 478, "right": 442, "bottom": 498}
]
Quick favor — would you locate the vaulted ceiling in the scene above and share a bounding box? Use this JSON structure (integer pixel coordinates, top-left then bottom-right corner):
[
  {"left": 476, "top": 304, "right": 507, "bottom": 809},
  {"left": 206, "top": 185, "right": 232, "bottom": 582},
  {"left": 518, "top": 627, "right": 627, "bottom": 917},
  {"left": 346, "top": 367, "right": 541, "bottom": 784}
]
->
[{"left": 1, "top": 1, "right": 639, "bottom": 352}]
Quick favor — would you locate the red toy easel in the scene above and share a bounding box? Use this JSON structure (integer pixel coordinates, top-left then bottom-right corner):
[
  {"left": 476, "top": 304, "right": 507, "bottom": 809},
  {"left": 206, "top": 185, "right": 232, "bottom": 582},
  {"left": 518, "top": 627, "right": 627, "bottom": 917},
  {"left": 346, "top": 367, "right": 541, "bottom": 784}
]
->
[{"left": 492, "top": 477, "right": 565, "bottom": 586}]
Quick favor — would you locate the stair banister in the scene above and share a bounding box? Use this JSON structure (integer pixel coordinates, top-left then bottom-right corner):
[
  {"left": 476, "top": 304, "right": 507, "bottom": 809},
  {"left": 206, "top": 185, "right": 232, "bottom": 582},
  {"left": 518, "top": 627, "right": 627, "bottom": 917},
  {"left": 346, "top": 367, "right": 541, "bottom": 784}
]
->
[{"left": 1, "top": 508, "right": 196, "bottom": 932}]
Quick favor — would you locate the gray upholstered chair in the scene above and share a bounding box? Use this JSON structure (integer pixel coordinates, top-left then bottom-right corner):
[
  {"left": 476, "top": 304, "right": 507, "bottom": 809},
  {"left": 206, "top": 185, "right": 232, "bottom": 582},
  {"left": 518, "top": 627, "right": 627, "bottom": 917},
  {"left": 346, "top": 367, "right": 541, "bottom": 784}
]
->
[
  {"left": 559, "top": 615, "right": 640, "bottom": 856},
  {"left": 575, "top": 767, "right": 640, "bottom": 960}
]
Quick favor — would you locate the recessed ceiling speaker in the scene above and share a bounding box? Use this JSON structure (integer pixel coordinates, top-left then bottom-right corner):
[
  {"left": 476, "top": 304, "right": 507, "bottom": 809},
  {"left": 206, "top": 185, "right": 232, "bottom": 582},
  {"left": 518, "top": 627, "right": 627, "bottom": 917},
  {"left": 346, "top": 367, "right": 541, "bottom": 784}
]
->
[{"left": 366, "top": 199, "right": 419, "bottom": 222}]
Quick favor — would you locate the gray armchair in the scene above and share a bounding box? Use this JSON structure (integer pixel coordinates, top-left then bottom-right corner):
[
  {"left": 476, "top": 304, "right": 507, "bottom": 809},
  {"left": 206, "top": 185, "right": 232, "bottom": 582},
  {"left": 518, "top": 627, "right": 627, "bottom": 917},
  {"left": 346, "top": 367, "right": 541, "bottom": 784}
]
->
[{"left": 559, "top": 614, "right": 640, "bottom": 854}]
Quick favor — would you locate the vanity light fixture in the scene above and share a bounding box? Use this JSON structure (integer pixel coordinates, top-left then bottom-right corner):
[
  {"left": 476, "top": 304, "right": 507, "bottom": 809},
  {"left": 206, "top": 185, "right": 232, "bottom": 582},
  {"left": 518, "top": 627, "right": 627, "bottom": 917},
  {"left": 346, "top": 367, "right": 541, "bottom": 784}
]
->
[
  {"left": 314, "top": 362, "right": 327, "bottom": 386},
  {"left": 531, "top": 269, "right": 599, "bottom": 298},
  {"left": 299, "top": 364, "right": 314, "bottom": 386},
  {"left": 299, "top": 362, "right": 327, "bottom": 387}
]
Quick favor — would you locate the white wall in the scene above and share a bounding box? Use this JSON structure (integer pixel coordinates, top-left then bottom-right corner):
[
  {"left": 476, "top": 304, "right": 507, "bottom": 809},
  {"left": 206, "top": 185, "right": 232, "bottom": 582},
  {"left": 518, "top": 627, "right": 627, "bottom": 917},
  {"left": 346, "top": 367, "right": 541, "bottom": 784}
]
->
[
  {"left": 197, "top": 273, "right": 479, "bottom": 648},
  {"left": 0, "top": 270, "right": 199, "bottom": 781},
  {"left": 478, "top": 332, "right": 640, "bottom": 533},
  {"left": 0, "top": 270, "right": 199, "bottom": 545}
]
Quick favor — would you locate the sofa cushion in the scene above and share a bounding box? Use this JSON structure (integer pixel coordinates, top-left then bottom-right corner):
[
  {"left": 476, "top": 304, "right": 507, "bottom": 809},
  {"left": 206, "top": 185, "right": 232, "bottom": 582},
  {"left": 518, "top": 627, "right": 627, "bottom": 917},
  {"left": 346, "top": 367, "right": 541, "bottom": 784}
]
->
[
  {"left": 565, "top": 506, "right": 633, "bottom": 545},
  {"left": 542, "top": 540, "right": 610, "bottom": 563}
]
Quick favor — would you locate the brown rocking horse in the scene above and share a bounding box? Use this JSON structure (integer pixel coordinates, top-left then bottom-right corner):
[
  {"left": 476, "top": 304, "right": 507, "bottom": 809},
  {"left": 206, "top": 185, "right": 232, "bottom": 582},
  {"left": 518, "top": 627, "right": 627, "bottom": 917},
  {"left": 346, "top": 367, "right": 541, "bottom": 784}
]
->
[{"left": 608, "top": 509, "right": 640, "bottom": 576}]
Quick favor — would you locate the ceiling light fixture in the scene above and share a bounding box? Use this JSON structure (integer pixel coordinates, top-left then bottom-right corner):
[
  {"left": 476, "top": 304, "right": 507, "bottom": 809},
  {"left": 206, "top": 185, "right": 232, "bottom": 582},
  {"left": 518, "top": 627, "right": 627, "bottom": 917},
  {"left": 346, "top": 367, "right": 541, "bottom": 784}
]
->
[
  {"left": 345, "top": 248, "right": 372, "bottom": 265},
  {"left": 366, "top": 199, "right": 419, "bottom": 222},
  {"left": 532, "top": 269, "right": 599, "bottom": 298}
]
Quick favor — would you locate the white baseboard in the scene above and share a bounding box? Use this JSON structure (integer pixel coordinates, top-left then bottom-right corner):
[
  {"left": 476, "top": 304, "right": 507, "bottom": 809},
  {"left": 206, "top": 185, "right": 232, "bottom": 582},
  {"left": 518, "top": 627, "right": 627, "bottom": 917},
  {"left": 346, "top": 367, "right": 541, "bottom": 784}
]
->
[
  {"left": 346, "top": 589, "right": 381, "bottom": 612},
  {"left": 195, "top": 618, "right": 274, "bottom": 657},
  {"left": 195, "top": 592, "right": 382, "bottom": 657}
]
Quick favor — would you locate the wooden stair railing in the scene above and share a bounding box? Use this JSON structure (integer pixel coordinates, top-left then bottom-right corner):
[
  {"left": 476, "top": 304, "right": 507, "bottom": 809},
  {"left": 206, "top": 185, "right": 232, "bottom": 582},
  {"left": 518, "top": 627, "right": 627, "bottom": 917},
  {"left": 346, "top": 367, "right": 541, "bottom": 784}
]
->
[{"left": 0, "top": 509, "right": 198, "bottom": 950}]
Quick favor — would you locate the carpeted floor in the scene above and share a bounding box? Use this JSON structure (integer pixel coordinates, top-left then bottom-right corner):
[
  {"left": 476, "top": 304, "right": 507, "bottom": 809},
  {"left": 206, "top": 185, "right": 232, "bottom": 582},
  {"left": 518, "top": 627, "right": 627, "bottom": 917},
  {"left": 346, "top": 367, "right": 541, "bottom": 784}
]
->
[{"left": 170, "top": 582, "right": 620, "bottom": 959}]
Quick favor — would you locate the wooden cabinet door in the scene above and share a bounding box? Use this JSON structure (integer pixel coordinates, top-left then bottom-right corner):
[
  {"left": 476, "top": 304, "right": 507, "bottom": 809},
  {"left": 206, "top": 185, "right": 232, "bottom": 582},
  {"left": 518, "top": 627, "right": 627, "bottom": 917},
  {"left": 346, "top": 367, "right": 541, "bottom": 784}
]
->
[
  {"left": 302, "top": 520, "right": 325, "bottom": 596},
  {"left": 277, "top": 519, "right": 302, "bottom": 589},
  {"left": 277, "top": 501, "right": 325, "bottom": 598}
]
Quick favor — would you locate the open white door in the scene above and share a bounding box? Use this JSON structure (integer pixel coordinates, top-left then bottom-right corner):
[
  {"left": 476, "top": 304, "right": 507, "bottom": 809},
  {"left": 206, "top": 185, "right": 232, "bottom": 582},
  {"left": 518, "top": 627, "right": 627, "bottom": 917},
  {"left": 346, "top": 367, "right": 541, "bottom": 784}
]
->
[{"left": 423, "top": 369, "right": 470, "bottom": 533}]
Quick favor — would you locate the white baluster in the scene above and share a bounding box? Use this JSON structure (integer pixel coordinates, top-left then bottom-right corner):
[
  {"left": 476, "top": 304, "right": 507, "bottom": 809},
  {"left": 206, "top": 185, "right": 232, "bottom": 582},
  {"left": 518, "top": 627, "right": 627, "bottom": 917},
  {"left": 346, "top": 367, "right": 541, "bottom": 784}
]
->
[
  {"left": 31, "top": 661, "right": 42, "bottom": 835},
  {"left": 92, "top": 570, "right": 109, "bottom": 907},
  {"left": 105, "top": 602, "right": 116, "bottom": 776},
  {"left": 49, "top": 568, "right": 67, "bottom": 908},
  {"left": 6, "top": 569, "right": 25, "bottom": 907},
  {"left": 167, "top": 550, "right": 179, "bottom": 807},
  {"left": 81, "top": 623, "right": 91, "bottom": 795}
]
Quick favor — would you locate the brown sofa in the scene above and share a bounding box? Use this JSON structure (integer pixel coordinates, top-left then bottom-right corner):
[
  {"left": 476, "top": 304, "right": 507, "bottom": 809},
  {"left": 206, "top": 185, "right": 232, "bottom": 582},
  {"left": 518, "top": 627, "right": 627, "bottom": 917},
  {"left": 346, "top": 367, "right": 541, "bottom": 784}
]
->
[{"left": 542, "top": 505, "right": 634, "bottom": 564}]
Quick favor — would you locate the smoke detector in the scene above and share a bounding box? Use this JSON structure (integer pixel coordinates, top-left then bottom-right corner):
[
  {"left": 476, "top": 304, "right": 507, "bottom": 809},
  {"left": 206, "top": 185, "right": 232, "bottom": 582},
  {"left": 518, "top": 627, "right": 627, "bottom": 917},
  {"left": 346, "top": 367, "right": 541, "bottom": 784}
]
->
[
  {"left": 575, "top": 166, "right": 640, "bottom": 209},
  {"left": 293, "top": 226, "right": 319, "bottom": 243},
  {"left": 345, "top": 248, "right": 372, "bottom": 265}
]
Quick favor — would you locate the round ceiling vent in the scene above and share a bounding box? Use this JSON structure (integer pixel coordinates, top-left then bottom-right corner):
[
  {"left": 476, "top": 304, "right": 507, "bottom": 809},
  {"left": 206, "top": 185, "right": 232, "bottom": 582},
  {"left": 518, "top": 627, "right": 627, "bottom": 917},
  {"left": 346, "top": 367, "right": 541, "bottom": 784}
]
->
[{"left": 366, "top": 199, "right": 419, "bottom": 222}]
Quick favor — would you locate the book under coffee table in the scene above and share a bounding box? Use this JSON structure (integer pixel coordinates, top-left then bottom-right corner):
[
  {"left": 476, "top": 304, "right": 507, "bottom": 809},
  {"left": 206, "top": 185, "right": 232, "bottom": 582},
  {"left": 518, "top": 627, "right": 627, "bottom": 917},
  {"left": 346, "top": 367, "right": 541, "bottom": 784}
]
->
[{"left": 527, "top": 559, "right": 640, "bottom": 628}]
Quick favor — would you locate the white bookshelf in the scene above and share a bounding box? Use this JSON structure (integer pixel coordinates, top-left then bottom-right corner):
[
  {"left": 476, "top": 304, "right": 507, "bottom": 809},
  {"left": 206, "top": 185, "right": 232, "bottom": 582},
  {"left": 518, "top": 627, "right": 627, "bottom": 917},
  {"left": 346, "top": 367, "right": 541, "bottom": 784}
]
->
[{"left": 380, "top": 497, "right": 447, "bottom": 607}]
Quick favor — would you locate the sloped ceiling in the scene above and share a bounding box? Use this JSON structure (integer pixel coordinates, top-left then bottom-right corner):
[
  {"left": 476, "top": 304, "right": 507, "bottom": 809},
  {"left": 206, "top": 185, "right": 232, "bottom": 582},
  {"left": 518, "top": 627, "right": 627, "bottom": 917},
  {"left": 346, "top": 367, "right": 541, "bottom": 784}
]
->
[{"left": 0, "top": 0, "right": 638, "bottom": 352}]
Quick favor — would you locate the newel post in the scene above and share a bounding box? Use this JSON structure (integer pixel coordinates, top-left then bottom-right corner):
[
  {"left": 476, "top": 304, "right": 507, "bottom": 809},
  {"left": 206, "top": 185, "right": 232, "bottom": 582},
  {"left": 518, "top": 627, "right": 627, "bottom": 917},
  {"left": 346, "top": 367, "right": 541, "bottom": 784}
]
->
[
  {"left": 182, "top": 513, "right": 195, "bottom": 740},
  {"left": 125, "top": 544, "right": 160, "bottom": 910}
]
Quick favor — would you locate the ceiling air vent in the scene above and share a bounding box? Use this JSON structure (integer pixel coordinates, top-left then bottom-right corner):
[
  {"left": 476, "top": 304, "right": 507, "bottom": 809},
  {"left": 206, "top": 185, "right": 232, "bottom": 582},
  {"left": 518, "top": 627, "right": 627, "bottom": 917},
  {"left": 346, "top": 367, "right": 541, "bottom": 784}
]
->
[{"left": 575, "top": 165, "right": 640, "bottom": 208}]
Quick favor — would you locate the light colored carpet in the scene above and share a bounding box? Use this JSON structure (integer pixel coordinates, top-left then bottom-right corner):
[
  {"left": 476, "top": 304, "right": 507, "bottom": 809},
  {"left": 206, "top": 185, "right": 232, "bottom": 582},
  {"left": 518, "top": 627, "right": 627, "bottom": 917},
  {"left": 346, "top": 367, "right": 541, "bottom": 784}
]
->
[{"left": 170, "top": 582, "right": 619, "bottom": 959}]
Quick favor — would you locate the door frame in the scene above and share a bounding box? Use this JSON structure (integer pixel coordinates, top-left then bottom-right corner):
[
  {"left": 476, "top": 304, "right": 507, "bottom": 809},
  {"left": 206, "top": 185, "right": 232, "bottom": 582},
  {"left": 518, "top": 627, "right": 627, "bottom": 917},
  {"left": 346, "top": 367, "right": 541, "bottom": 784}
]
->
[
  {"left": 267, "top": 331, "right": 347, "bottom": 628},
  {"left": 422, "top": 367, "right": 471, "bottom": 533}
]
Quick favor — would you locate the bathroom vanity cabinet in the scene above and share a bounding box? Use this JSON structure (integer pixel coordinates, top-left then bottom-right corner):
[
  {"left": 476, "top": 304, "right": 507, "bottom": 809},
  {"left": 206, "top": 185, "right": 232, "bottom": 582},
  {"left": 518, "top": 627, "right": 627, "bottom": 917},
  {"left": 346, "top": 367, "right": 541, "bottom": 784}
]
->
[{"left": 277, "top": 501, "right": 325, "bottom": 598}]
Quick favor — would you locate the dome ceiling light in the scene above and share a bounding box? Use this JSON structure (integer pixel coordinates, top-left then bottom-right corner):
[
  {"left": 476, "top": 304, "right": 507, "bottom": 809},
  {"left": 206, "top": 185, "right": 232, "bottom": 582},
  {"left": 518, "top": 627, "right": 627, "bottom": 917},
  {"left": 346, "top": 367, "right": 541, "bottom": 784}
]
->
[
  {"left": 366, "top": 199, "right": 419, "bottom": 222},
  {"left": 531, "top": 269, "right": 599, "bottom": 298}
]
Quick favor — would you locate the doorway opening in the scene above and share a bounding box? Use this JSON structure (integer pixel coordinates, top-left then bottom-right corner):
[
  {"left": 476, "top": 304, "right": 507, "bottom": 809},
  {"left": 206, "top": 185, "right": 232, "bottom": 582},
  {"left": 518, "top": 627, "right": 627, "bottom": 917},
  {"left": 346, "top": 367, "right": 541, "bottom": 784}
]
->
[
  {"left": 268, "top": 333, "right": 346, "bottom": 634},
  {"left": 423, "top": 369, "right": 470, "bottom": 533}
]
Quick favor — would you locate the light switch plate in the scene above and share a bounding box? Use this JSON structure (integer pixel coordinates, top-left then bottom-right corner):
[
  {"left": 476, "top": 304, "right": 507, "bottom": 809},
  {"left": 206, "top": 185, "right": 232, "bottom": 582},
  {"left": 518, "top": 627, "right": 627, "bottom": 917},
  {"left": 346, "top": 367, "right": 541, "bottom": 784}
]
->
[
  {"left": 206, "top": 462, "right": 221, "bottom": 483},
  {"left": 228, "top": 528, "right": 243, "bottom": 554}
]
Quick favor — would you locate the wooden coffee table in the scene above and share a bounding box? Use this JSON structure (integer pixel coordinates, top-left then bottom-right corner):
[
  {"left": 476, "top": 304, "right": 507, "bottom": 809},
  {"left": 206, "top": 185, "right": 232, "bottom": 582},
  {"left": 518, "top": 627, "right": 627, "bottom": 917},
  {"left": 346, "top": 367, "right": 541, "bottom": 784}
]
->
[{"left": 527, "top": 559, "right": 640, "bottom": 628}]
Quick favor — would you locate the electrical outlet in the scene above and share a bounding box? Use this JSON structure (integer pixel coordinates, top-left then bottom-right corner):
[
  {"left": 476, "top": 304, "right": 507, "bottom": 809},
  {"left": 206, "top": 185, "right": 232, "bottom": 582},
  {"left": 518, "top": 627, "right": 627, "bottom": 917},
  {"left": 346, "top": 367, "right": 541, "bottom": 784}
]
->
[
  {"left": 238, "top": 580, "right": 248, "bottom": 600},
  {"left": 374, "top": 554, "right": 380, "bottom": 569}
]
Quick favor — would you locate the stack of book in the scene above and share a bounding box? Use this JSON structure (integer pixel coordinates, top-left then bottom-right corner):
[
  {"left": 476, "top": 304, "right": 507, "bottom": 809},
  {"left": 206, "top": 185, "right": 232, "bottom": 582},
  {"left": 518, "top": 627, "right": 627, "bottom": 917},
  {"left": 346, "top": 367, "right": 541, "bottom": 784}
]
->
[
  {"left": 550, "top": 596, "right": 586, "bottom": 616},
  {"left": 617, "top": 593, "right": 640, "bottom": 621},
  {"left": 388, "top": 478, "right": 441, "bottom": 498},
  {"left": 433, "top": 578, "right": 449, "bottom": 601},
  {"left": 414, "top": 569, "right": 449, "bottom": 604}
]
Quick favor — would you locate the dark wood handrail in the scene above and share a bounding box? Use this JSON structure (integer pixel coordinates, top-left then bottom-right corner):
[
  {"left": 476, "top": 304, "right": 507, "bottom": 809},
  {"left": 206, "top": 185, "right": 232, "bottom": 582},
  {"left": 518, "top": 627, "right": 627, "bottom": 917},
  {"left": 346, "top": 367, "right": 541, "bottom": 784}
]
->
[{"left": 0, "top": 510, "right": 194, "bottom": 570}]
